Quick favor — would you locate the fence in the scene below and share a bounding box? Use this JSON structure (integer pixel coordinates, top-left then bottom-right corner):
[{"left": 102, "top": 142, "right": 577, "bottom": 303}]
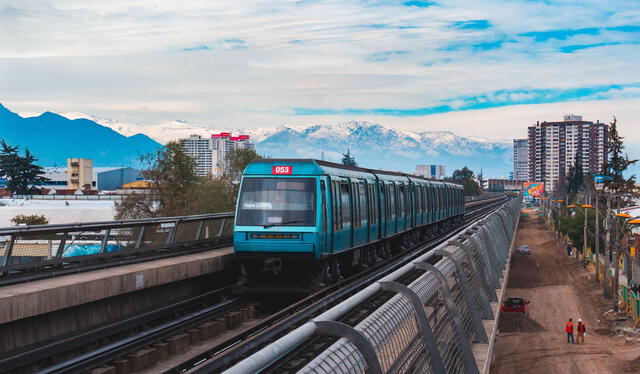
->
[
  {"left": 0, "top": 212, "right": 234, "bottom": 276},
  {"left": 225, "top": 198, "right": 521, "bottom": 374}
]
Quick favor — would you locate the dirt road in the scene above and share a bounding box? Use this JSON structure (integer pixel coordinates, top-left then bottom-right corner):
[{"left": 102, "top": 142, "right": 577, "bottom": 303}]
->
[{"left": 491, "top": 209, "right": 639, "bottom": 374}]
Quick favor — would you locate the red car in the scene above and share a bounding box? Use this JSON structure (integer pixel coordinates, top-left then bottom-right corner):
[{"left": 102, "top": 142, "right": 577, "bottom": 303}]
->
[{"left": 501, "top": 297, "right": 530, "bottom": 314}]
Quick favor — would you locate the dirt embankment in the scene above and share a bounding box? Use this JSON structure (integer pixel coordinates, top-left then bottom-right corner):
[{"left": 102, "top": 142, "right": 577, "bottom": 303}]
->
[{"left": 491, "top": 209, "right": 640, "bottom": 374}]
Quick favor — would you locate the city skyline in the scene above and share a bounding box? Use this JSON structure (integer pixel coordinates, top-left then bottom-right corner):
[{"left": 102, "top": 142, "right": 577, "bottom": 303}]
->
[{"left": 1, "top": 1, "right": 639, "bottom": 147}]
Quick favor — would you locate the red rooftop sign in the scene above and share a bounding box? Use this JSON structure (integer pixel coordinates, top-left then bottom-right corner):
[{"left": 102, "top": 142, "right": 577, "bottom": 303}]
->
[{"left": 272, "top": 165, "right": 292, "bottom": 175}]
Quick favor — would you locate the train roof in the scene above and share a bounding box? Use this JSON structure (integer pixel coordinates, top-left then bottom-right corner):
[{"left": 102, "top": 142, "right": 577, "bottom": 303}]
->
[{"left": 245, "top": 159, "right": 462, "bottom": 189}]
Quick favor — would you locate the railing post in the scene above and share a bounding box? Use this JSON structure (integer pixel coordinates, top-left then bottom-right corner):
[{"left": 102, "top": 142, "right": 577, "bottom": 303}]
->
[
  {"left": 433, "top": 249, "right": 489, "bottom": 343},
  {"left": 99, "top": 229, "right": 110, "bottom": 253},
  {"left": 135, "top": 226, "right": 146, "bottom": 249},
  {"left": 314, "top": 320, "right": 383, "bottom": 374},
  {"left": 166, "top": 221, "right": 180, "bottom": 245},
  {"left": 460, "top": 234, "right": 499, "bottom": 301},
  {"left": 217, "top": 218, "right": 227, "bottom": 238},
  {"left": 56, "top": 233, "right": 68, "bottom": 258},
  {"left": 380, "top": 281, "right": 448, "bottom": 373},
  {"left": 1, "top": 236, "right": 15, "bottom": 268},
  {"left": 445, "top": 242, "right": 494, "bottom": 319},
  {"left": 195, "top": 220, "right": 205, "bottom": 240},
  {"left": 413, "top": 262, "right": 481, "bottom": 374}
]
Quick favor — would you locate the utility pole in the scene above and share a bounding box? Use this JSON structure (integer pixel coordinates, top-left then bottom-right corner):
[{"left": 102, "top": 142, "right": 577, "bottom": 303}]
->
[
  {"left": 613, "top": 200, "right": 621, "bottom": 312},
  {"left": 595, "top": 194, "right": 600, "bottom": 281},
  {"left": 582, "top": 193, "right": 589, "bottom": 259},
  {"left": 603, "top": 195, "right": 611, "bottom": 298}
]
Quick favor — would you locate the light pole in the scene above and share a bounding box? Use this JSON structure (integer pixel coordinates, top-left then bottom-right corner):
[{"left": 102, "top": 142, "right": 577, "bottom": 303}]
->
[
  {"left": 604, "top": 196, "right": 612, "bottom": 299},
  {"left": 582, "top": 201, "right": 593, "bottom": 260},
  {"left": 613, "top": 212, "right": 632, "bottom": 312}
]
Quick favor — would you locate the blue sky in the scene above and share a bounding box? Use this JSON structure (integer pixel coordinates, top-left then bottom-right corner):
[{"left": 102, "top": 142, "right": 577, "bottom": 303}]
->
[{"left": 1, "top": 0, "right": 639, "bottom": 149}]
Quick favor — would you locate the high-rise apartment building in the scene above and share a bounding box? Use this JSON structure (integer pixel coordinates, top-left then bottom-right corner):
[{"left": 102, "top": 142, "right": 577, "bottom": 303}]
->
[
  {"left": 528, "top": 115, "right": 608, "bottom": 191},
  {"left": 415, "top": 164, "right": 446, "bottom": 179},
  {"left": 513, "top": 139, "right": 529, "bottom": 181},
  {"left": 66, "top": 158, "right": 93, "bottom": 190},
  {"left": 180, "top": 133, "right": 255, "bottom": 178}
]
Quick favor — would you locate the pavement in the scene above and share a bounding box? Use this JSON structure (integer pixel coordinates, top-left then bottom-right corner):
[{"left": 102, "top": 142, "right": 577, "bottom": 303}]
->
[{"left": 491, "top": 209, "right": 640, "bottom": 374}]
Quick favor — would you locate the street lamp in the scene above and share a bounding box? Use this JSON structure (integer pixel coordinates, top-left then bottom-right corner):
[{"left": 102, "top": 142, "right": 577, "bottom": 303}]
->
[
  {"left": 582, "top": 204, "right": 593, "bottom": 259},
  {"left": 612, "top": 213, "right": 635, "bottom": 312}
]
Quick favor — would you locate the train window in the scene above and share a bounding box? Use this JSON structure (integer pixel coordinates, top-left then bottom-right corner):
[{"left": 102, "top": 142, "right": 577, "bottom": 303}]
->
[
  {"left": 422, "top": 185, "right": 427, "bottom": 211},
  {"left": 370, "top": 184, "right": 377, "bottom": 224},
  {"left": 340, "top": 182, "right": 351, "bottom": 225},
  {"left": 236, "top": 177, "right": 316, "bottom": 227},
  {"left": 359, "top": 182, "right": 367, "bottom": 225},
  {"left": 332, "top": 181, "right": 340, "bottom": 230},
  {"left": 396, "top": 184, "right": 404, "bottom": 218},
  {"left": 389, "top": 184, "right": 396, "bottom": 218},
  {"left": 352, "top": 182, "right": 359, "bottom": 227}
]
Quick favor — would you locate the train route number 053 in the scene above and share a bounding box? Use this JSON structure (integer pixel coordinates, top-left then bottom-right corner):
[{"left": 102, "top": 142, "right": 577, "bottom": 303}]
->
[{"left": 272, "top": 165, "right": 293, "bottom": 175}]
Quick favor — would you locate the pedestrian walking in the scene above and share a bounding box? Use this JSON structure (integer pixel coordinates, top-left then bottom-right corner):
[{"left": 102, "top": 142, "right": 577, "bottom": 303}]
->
[
  {"left": 565, "top": 318, "right": 574, "bottom": 343},
  {"left": 566, "top": 242, "right": 572, "bottom": 256},
  {"left": 576, "top": 319, "right": 586, "bottom": 344}
]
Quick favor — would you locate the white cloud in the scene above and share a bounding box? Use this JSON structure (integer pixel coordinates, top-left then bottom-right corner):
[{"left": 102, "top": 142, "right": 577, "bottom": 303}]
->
[{"left": 0, "top": 0, "right": 639, "bottom": 145}]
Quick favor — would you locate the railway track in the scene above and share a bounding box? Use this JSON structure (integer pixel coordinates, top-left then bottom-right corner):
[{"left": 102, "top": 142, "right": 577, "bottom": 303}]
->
[
  {"left": 171, "top": 197, "right": 509, "bottom": 374},
  {"left": 1, "top": 197, "right": 507, "bottom": 374}
]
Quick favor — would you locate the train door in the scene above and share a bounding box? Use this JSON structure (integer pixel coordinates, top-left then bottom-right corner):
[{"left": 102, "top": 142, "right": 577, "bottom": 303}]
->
[
  {"left": 321, "top": 178, "right": 329, "bottom": 255},
  {"left": 330, "top": 177, "right": 352, "bottom": 253},
  {"left": 353, "top": 180, "right": 368, "bottom": 247},
  {"left": 368, "top": 181, "right": 378, "bottom": 241}
]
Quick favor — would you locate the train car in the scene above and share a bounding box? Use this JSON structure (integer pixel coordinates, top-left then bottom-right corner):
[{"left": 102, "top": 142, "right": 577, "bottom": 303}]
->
[{"left": 234, "top": 159, "right": 464, "bottom": 286}]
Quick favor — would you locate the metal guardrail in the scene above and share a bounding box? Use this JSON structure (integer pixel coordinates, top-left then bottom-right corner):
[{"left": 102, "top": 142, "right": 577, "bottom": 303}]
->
[
  {"left": 464, "top": 192, "right": 503, "bottom": 203},
  {"left": 0, "top": 212, "right": 234, "bottom": 277},
  {"left": 224, "top": 198, "right": 520, "bottom": 374}
]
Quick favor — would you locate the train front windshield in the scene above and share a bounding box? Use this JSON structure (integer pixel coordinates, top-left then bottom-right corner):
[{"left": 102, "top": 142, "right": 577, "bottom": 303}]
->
[{"left": 236, "top": 178, "right": 316, "bottom": 227}]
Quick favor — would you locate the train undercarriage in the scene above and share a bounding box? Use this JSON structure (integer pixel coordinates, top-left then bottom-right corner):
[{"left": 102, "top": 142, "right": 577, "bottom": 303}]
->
[{"left": 236, "top": 215, "right": 463, "bottom": 292}]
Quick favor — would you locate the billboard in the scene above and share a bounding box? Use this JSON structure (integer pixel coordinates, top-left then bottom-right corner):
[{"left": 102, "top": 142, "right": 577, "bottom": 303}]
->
[{"left": 522, "top": 182, "right": 544, "bottom": 199}]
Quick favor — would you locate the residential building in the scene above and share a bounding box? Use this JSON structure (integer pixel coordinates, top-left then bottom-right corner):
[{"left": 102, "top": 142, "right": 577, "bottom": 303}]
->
[
  {"left": 97, "top": 167, "right": 143, "bottom": 190},
  {"left": 513, "top": 139, "right": 529, "bottom": 181},
  {"left": 66, "top": 158, "right": 93, "bottom": 190},
  {"left": 415, "top": 164, "right": 446, "bottom": 179},
  {"left": 180, "top": 133, "right": 254, "bottom": 177},
  {"left": 528, "top": 114, "right": 608, "bottom": 192}
]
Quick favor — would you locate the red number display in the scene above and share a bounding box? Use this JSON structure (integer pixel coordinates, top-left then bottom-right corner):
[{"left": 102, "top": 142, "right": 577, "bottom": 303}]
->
[{"left": 272, "top": 165, "right": 293, "bottom": 175}]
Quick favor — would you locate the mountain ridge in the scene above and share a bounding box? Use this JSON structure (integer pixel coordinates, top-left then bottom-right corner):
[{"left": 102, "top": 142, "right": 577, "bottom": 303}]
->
[
  {"left": 2, "top": 105, "right": 512, "bottom": 176},
  {"left": 0, "top": 104, "right": 161, "bottom": 167}
]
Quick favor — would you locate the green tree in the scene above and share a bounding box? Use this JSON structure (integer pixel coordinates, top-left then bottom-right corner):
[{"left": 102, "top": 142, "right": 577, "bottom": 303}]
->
[
  {"left": 115, "top": 141, "right": 239, "bottom": 219},
  {"left": 449, "top": 166, "right": 481, "bottom": 196},
  {"left": 341, "top": 150, "right": 357, "bottom": 167},
  {"left": 226, "top": 148, "right": 263, "bottom": 203},
  {"left": 115, "top": 141, "right": 199, "bottom": 218},
  {"left": 601, "top": 117, "right": 638, "bottom": 198},
  {"left": 226, "top": 148, "right": 262, "bottom": 183},
  {"left": 11, "top": 214, "right": 49, "bottom": 225},
  {"left": 565, "top": 159, "right": 584, "bottom": 200},
  {"left": 558, "top": 207, "right": 597, "bottom": 251},
  {"left": 0, "top": 140, "right": 49, "bottom": 195}
]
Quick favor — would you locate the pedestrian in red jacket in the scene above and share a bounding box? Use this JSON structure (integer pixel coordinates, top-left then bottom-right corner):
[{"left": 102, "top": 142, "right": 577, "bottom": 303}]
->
[{"left": 565, "top": 318, "right": 574, "bottom": 344}]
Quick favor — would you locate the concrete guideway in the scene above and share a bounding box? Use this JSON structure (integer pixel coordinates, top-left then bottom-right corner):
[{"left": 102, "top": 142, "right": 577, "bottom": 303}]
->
[
  {"left": 491, "top": 209, "right": 640, "bottom": 373},
  {"left": 0, "top": 247, "right": 234, "bottom": 325},
  {"left": 224, "top": 198, "right": 521, "bottom": 374}
]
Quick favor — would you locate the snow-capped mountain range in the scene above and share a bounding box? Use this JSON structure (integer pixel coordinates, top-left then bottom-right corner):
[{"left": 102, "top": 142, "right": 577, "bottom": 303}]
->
[{"left": 61, "top": 113, "right": 512, "bottom": 177}]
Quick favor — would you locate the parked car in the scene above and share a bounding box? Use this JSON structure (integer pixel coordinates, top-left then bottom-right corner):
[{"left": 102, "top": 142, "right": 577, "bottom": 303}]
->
[
  {"left": 517, "top": 245, "right": 531, "bottom": 255},
  {"left": 501, "top": 297, "right": 530, "bottom": 314}
]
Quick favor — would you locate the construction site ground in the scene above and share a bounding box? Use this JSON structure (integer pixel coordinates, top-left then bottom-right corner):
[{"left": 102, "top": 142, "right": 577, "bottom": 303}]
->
[{"left": 491, "top": 208, "right": 640, "bottom": 374}]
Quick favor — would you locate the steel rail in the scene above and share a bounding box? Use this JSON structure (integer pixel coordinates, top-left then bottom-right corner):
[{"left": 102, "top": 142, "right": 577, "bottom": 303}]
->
[{"left": 0, "top": 286, "right": 235, "bottom": 373}]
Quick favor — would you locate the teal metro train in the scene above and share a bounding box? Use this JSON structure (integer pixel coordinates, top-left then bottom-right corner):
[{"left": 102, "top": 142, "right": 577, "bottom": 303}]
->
[{"left": 233, "top": 159, "right": 464, "bottom": 286}]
